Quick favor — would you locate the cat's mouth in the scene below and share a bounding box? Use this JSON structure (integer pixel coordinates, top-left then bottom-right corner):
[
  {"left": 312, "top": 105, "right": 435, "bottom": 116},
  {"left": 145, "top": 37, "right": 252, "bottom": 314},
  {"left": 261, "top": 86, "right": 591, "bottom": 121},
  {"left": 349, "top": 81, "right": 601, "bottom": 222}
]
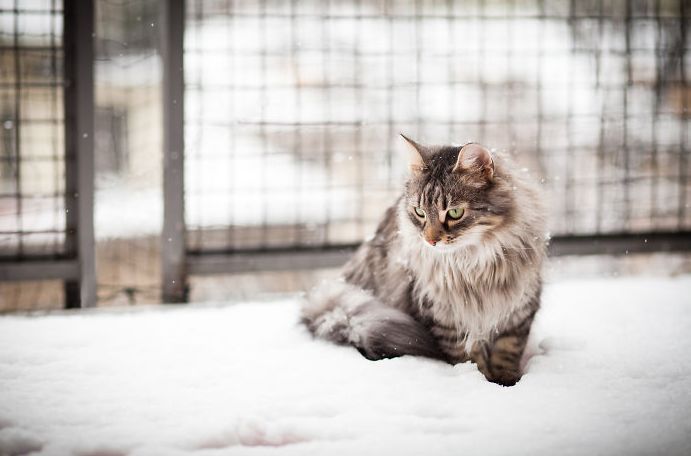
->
[{"left": 421, "top": 239, "right": 459, "bottom": 253}]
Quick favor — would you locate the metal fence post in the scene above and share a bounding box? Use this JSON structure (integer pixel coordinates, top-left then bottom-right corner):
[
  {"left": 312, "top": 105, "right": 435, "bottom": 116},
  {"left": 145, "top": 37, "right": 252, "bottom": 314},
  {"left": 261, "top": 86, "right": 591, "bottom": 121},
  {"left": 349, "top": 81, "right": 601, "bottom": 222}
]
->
[
  {"left": 63, "top": 0, "right": 96, "bottom": 308},
  {"left": 161, "top": 0, "right": 188, "bottom": 303}
]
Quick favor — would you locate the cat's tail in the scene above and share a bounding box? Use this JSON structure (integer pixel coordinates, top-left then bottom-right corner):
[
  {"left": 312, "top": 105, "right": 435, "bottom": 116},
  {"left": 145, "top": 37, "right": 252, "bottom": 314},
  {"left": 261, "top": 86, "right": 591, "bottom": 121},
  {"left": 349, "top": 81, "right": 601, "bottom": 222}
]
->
[{"left": 301, "top": 281, "right": 446, "bottom": 361}]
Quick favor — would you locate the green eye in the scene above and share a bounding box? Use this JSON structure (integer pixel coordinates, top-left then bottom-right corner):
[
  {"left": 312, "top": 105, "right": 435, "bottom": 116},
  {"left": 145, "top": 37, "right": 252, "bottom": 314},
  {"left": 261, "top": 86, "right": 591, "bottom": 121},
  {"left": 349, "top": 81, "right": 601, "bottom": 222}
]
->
[
  {"left": 447, "top": 207, "right": 464, "bottom": 220},
  {"left": 414, "top": 207, "right": 426, "bottom": 218}
]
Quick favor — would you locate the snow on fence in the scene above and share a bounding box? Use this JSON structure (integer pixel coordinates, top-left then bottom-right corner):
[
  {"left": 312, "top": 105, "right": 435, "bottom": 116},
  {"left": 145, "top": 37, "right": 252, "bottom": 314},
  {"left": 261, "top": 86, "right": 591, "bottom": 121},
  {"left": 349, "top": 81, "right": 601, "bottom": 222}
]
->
[{"left": 0, "top": 0, "right": 690, "bottom": 309}]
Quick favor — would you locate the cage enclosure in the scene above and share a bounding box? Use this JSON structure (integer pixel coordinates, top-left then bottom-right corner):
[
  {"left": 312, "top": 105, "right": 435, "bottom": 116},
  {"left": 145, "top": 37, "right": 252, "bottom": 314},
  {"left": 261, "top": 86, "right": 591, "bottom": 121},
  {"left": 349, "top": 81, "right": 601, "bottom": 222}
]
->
[{"left": 0, "top": 0, "right": 689, "bottom": 310}]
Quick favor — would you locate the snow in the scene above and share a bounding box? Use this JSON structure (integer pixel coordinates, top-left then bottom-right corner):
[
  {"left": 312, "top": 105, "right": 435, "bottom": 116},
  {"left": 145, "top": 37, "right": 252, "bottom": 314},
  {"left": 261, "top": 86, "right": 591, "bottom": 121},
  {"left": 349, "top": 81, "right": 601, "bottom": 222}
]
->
[{"left": 1, "top": 276, "right": 690, "bottom": 456}]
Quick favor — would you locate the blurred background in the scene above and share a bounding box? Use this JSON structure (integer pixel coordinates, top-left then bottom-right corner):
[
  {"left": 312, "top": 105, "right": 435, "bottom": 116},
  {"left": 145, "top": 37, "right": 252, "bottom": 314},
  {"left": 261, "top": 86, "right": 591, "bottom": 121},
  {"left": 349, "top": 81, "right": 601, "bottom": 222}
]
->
[{"left": 0, "top": 0, "right": 689, "bottom": 311}]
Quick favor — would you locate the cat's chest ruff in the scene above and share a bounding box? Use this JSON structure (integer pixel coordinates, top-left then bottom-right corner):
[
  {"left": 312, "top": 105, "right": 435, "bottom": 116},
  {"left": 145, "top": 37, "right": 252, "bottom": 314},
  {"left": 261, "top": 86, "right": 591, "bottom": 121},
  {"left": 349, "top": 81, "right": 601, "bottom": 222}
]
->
[
  {"left": 406, "top": 244, "right": 520, "bottom": 338},
  {"left": 410, "top": 249, "right": 475, "bottom": 301},
  {"left": 416, "top": 264, "right": 476, "bottom": 319}
]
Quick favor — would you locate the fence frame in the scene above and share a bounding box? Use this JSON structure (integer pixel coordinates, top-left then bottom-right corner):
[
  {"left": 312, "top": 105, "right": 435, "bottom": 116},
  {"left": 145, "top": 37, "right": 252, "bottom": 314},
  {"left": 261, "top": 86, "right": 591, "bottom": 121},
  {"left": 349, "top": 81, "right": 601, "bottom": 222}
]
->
[{"left": 161, "top": 0, "right": 188, "bottom": 303}]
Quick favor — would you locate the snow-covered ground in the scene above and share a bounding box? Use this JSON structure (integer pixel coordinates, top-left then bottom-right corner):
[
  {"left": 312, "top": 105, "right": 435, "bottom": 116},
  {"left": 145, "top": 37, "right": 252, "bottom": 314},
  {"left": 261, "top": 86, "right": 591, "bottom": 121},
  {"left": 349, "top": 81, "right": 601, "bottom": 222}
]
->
[{"left": 1, "top": 276, "right": 690, "bottom": 456}]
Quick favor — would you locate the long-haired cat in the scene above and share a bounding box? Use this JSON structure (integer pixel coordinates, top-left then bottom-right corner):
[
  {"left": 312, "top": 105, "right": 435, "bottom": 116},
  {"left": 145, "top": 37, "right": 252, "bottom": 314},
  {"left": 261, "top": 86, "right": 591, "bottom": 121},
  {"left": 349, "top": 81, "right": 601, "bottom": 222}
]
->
[{"left": 301, "top": 135, "right": 546, "bottom": 386}]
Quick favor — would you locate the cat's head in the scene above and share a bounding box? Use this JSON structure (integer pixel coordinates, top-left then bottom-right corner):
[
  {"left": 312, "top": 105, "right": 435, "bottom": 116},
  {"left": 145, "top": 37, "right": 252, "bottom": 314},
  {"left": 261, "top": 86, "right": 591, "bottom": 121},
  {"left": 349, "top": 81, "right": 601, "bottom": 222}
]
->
[{"left": 400, "top": 134, "right": 514, "bottom": 252}]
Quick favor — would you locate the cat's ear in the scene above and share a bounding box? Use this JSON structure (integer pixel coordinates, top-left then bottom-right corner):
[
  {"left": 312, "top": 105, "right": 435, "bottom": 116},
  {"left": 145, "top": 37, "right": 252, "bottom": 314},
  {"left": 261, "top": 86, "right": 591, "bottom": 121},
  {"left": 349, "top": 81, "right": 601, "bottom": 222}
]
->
[
  {"left": 453, "top": 143, "right": 494, "bottom": 181},
  {"left": 400, "top": 133, "right": 428, "bottom": 173}
]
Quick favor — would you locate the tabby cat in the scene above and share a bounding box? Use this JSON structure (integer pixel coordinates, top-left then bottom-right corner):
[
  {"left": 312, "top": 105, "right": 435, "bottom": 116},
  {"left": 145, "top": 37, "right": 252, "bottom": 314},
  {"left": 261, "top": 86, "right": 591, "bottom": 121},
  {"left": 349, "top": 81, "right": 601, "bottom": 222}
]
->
[{"left": 301, "top": 135, "right": 546, "bottom": 386}]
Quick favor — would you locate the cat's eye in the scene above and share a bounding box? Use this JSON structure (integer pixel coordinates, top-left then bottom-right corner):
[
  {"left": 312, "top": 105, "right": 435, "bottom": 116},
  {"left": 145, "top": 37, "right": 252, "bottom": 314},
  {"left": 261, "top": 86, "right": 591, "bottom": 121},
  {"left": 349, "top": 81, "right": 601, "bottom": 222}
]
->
[
  {"left": 447, "top": 207, "right": 465, "bottom": 220},
  {"left": 414, "top": 207, "right": 426, "bottom": 218}
]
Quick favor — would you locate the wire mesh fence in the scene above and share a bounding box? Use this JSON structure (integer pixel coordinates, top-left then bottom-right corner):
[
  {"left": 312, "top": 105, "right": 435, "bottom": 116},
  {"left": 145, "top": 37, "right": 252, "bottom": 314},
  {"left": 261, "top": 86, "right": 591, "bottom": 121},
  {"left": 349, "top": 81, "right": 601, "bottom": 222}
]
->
[
  {"left": 184, "top": 0, "right": 690, "bottom": 258},
  {"left": 0, "top": 0, "right": 65, "bottom": 259},
  {"left": 0, "top": 0, "right": 67, "bottom": 309},
  {"left": 1, "top": 0, "right": 690, "bottom": 310}
]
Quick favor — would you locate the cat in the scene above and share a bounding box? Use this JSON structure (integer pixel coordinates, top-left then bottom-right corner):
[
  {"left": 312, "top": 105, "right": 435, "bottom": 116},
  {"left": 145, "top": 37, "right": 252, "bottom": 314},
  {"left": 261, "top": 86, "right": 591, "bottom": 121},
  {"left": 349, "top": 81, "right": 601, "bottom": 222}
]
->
[{"left": 301, "top": 134, "right": 547, "bottom": 386}]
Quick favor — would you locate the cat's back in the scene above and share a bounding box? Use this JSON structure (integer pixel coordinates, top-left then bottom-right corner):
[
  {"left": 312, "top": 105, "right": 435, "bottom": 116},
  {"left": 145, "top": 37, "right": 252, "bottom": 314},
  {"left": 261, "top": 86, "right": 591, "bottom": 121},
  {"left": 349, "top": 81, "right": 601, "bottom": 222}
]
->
[{"left": 342, "top": 197, "right": 413, "bottom": 309}]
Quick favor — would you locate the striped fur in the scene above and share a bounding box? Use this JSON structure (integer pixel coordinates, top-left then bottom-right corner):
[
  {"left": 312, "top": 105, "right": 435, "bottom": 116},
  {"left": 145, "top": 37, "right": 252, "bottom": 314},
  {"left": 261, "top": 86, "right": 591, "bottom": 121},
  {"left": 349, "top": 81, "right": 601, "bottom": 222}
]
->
[{"left": 301, "top": 139, "right": 547, "bottom": 386}]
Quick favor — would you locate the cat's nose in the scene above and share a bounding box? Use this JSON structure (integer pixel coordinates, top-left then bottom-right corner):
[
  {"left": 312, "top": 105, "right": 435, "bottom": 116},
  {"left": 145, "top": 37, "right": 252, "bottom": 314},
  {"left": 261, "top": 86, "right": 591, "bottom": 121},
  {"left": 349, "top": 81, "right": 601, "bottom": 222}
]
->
[{"left": 426, "top": 239, "right": 437, "bottom": 246}]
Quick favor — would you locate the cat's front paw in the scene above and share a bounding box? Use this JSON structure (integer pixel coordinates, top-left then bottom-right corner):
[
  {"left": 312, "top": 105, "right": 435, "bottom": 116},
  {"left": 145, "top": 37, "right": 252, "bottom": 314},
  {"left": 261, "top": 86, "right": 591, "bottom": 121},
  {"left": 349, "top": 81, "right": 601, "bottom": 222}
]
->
[{"left": 485, "top": 369, "right": 522, "bottom": 387}]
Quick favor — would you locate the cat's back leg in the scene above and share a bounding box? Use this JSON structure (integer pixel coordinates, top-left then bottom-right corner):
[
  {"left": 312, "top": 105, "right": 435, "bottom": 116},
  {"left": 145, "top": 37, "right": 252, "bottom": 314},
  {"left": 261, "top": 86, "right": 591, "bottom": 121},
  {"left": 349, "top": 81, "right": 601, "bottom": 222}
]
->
[{"left": 301, "top": 281, "right": 446, "bottom": 361}]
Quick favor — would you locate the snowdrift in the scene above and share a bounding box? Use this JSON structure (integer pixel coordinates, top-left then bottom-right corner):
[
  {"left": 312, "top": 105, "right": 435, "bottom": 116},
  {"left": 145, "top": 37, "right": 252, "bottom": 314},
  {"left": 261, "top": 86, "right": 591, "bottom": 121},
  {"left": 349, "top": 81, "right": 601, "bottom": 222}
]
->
[{"left": 1, "top": 276, "right": 690, "bottom": 455}]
